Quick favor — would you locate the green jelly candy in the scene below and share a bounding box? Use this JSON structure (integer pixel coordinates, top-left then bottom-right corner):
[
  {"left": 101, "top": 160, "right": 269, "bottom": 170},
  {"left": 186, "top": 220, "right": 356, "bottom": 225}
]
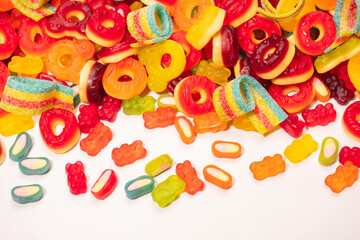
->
[
  {"left": 18, "top": 157, "right": 51, "bottom": 175},
  {"left": 319, "top": 137, "right": 339, "bottom": 166},
  {"left": 145, "top": 154, "right": 173, "bottom": 177},
  {"left": 11, "top": 184, "right": 43, "bottom": 204},
  {"left": 123, "top": 95, "right": 156, "bottom": 115},
  {"left": 124, "top": 175, "right": 155, "bottom": 199},
  {"left": 9, "top": 132, "right": 32, "bottom": 161},
  {"left": 152, "top": 175, "right": 185, "bottom": 208},
  {"left": 157, "top": 94, "right": 177, "bottom": 111}
]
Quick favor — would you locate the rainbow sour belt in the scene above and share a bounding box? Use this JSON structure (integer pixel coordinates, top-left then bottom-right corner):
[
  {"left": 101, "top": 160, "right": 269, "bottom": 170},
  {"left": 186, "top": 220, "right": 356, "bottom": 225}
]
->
[
  {"left": 0, "top": 76, "right": 74, "bottom": 115},
  {"left": 213, "top": 75, "right": 288, "bottom": 134},
  {"left": 10, "top": 0, "right": 56, "bottom": 21},
  {"left": 258, "top": 0, "right": 304, "bottom": 21}
]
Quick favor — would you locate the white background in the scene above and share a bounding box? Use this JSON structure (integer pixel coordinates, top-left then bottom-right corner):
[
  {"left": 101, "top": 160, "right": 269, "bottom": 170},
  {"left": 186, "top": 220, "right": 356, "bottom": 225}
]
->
[{"left": 1, "top": 97, "right": 360, "bottom": 240}]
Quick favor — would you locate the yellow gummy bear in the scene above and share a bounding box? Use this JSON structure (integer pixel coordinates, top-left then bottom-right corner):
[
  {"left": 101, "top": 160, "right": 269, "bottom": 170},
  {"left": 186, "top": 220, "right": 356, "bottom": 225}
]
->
[
  {"left": 284, "top": 134, "right": 318, "bottom": 163},
  {"left": 0, "top": 113, "right": 35, "bottom": 137},
  {"left": 232, "top": 115, "right": 258, "bottom": 132},
  {"left": 8, "top": 55, "right": 43, "bottom": 75},
  {"left": 195, "top": 60, "right": 231, "bottom": 85}
]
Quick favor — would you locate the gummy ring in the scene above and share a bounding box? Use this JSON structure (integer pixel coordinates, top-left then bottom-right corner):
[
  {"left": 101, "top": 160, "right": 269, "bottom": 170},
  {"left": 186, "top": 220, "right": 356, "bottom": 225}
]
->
[
  {"left": 342, "top": 101, "right": 360, "bottom": 143},
  {"left": 46, "top": 39, "right": 95, "bottom": 84},
  {"left": 258, "top": 0, "right": 305, "bottom": 21},
  {"left": 86, "top": 8, "right": 126, "bottom": 47},
  {"left": 79, "top": 60, "right": 107, "bottom": 104},
  {"left": 46, "top": 1, "right": 93, "bottom": 39},
  {"left": 174, "top": 75, "right": 218, "bottom": 117},
  {"left": 0, "top": 61, "right": 9, "bottom": 99},
  {"left": 269, "top": 79, "right": 315, "bottom": 113},
  {"left": 250, "top": 34, "right": 295, "bottom": 79},
  {"left": 173, "top": 0, "right": 212, "bottom": 31},
  {"left": 102, "top": 57, "right": 148, "bottom": 100},
  {"left": 0, "top": 19, "right": 18, "bottom": 60},
  {"left": 39, "top": 108, "right": 80, "bottom": 154},
  {"left": 294, "top": 11, "right": 336, "bottom": 56},
  {"left": 237, "top": 15, "right": 281, "bottom": 55},
  {"left": 216, "top": 0, "right": 258, "bottom": 27}
]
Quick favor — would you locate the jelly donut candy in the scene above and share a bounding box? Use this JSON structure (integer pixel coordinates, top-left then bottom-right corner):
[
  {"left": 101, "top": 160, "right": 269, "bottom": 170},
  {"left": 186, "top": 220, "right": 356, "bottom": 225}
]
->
[
  {"left": 125, "top": 175, "right": 155, "bottom": 199},
  {"left": 173, "top": 0, "right": 213, "bottom": 31},
  {"left": 91, "top": 169, "right": 118, "bottom": 200},
  {"left": 46, "top": 39, "right": 95, "bottom": 85},
  {"left": 79, "top": 60, "right": 106, "bottom": 104},
  {"left": 102, "top": 58, "right": 147, "bottom": 100},
  {"left": 250, "top": 34, "right": 295, "bottom": 79},
  {"left": 11, "top": 184, "right": 43, "bottom": 204},
  {"left": 237, "top": 15, "right": 281, "bottom": 55},
  {"left": 174, "top": 76, "right": 218, "bottom": 117},
  {"left": 18, "top": 18, "right": 55, "bottom": 56},
  {"left": 0, "top": 61, "right": 9, "bottom": 99},
  {"left": 18, "top": 157, "right": 51, "bottom": 175},
  {"left": 46, "top": 1, "right": 92, "bottom": 39},
  {"left": 0, "top": 19, "right": 18, "bottom": 60},
  {"left": 86, "top": 8, "right": 126, "bottom": 47},
  {"left": 294, "top": 11, "right": 336, "bottom": 56},
  {"left": 272, "top": 50, "right": 314, "bottom": 85},
  {"left": 269, "top": 79, "right": 315, "bottom": 114},
  {"left": 39, "top": 108, "right": 80, "bottom": 154},
  {"left": 9, "top": 132, "right": 32, "bottom": 162},
  {"left": 216, "top": 0, "right": 258, "bottom": 27},
  {"left": 186, "top": 5, "right": 225, "bottom": 50},
  {"left": 127, "top": 3, "right": 173, "bottom": 47},
  {"left": 138, "top": 40, "right": 185, "bottom": 92},
  {"left": 342, "top": 101, "right": 360, "bottom": 142}
]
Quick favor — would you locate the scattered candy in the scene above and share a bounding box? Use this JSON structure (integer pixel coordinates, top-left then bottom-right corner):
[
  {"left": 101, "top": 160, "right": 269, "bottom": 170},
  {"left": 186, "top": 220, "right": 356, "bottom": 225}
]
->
[
  {"left": 193, "top": 112, "right": 228, "bottom": 134},
  {"left": 151, "top": 175, "right": 185, "bottom": 207},
  {"left": 174, "top": 115, "right": 196, "bottom": 144},
  {"left": 142, "top": 107, "right": 176, "bottom": 129},
  {"left": 203, "top": 164, "right": 232, "bottom": 189},
  {"left": 318, "top": 137, "right": 339, "bottom": 166},
  {"left": 112, "top": 140, "right": 147, "bottom": 167},
  {"left": 339, "top": 146, "right": 360, "bottom": 167},
  {"left": 279, "top": 114, "right": 305, "bottom": 138},
  {"left": 18, "top": 157, "right": 51, "bottom": 175},
  {"left": 91, "top": 169, "right": 118, "bottom": 200},
  {"left": 284, "top": 134, "right": 318, "bottom": 163},
  {"left": 249, "top": 154, "right": 286, "bottom": 180},
  {"left": 325, "top": 161, "right": 359, "bottom": 193},
  {"left": 11, "top": 184, "right": 43, "bottom": 204},
  {"left": 301, "top": 103, "right": 337, "bottom": 127},
  {"left": 145, "top": 154, "right": 173, "bottom": 177},
  {"left": 342, "top": 101, "right": 360, "bottom": 142},
  {"left": 9, "top": 132, "right": 32, "bottom": 162},
  {"left": 176, "top": 160, "right": 204, "bottom": 195},
  {"left": 211, "top": 140, "right": 242, "bottom": 159},
  {"left": 65, "top": 161, "right": 87, "bottom": 195},
  {"left": 80, "top": 122, "right": 113, "bottom": 157},
  {"left": 78, "top": 104, "right": 100, "bottom": 134},
  {"left": 97, "top": 95, "right": 122, "bottom": 122},
  {"left": 123, "top": 95, "right": 155, "bottom": 115}
]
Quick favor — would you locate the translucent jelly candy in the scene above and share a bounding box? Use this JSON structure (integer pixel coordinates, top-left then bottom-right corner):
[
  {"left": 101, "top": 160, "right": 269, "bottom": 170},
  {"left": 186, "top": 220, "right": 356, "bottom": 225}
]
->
[
  {"left": 78, "top": 104, "right": 100, "bottom": 134},
  {"left": 203, "top": 164, "right": 232, "bottom": 189},
  {"left": 215, "top": 0, "right": 258, "bottom": 27},
  {"left": 193, "top": 112, "right": 229, "bottom": 134},
  {"left": 174, "top": 116, "right": 196, "bottom": 144},
  {"left": 91, "top": 169, "right": 118, "bottom": 200},
  {"left": 80, "top": 122, "right": 112, "bottom": 157},
  {"left": 112, "top": 140, "right": 147, "bottom": 167},
  {"left": 323, "top": 74, "right": 355, "bottom": 105},
  {"left": 284, "top": 134, "right": 318, "bottom": 163},
  {"left": 65, "top": 161, "right": 87, "bottom": 195},
  {"left": 319, "top": 137, "right": 339, "bottom": 166},
  {"left": 123, "top": 95, "right": 155, "bottom": 115},
  {"left": 339, "top": 146, "right": 360, "bottom": 168},
  {"left": 249, "top": 154, "right": 286, "bottom": 180},
  {"left": 97, "top": 95, "right": 122, "bottom": 122},
  {"left": 195, "top": 60, "right": 231, "bottom": 85},
  {"left": 176, "top": 160, "right": 204, "bottom": 195},
  {"left": 125, "top": 175, "right": 155, "bottom": 199},
  {"left": 232, "top": 115, "right": 258, "bottom": 132},
  {"left": 0, "top": 112, "right": 34, "bottom": 137},
  {"left": 142, "top": 107, "right": 176, "bottom": 129},
  {"left": 211, "top": 141, "right": 242, "bottom": 158},
  {"left": 342, "top": 101, "right": 360, "bottom": 142},
  {"left": 145, "top": 154, "right": 173, "bottom": 177},
  {"left": 312, "top": 76, "right": 331, "bottom": 102},
  {"left": 301, "top": 103, "right": 337, "bottom": 127},
  {"left": 279, "top": 114, "right": 305, "bottom": 138},
  {"left": 11, "top": 184, "right": 43, "bottom": 204},
  {"left": 325, "top": 161, "right": 359, "bottom": 193},
  {"left": 9, "top": 132, "right": 32, "bottom": 162},
  {"left": 151, "top": 175, "right": 185, "bottom": 207}
]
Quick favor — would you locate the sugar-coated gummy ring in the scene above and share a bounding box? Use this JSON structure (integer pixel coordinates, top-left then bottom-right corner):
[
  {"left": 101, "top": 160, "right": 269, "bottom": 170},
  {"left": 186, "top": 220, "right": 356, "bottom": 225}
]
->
[
  {"left": 79, "top": 60, "right": 107, "bottom": 104},
  {"left": 86, "top": 8, "right": 126, "bottom": 47},
  {"left": 237, "top": 15, "right": 281, "bottom": 55},
  {"left": 39, "top": 108, "right": 80, "bottom": 154},
  {"left": 269, "top": 79, "right": 315, "bottom": 113},
  {"left": 258, "top": 0, "right": 305, "bottom": 21},
  {"left": 0, "top": 61, "right": 9, "bottom": 98},
  {"left": 174, "top": 75, "right": 218, "bottom": 117},
  {"left": 342, "top": 101, "right": 360, "bottom": 142},
  {"left": 0, "top": 19, "right": 18, "bottom": 60},
  {"left": 294, "top": 11, "right": 336, "bottom": 56},
  {"left": 250, "top": 34, "right": 295, "bottom": 79},
  {"left": 216, "top": 0, "right": 258, "bottom": 28},
  {"left": 102, "top": 57, "right": 147, "bottom": 100},
  {"left": 212, "top": 25, "right": 239, "bottom": 68}
]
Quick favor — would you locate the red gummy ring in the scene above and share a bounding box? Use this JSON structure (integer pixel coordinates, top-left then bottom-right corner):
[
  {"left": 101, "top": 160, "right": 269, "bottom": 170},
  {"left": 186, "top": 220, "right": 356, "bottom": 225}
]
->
[
  {"left": 174, "top": 75, "right": 218, "bottom": 117},
  {"left": 342, "top": 101, "right": 360, "bottom": 143},
  {"left": 250, "top": 34, "right": 295, "bottom": 80},
  {"left": 86, "top": 8, "right": 126, "bottom": 47},
  {"left": 294, "top": 11, "right": 336, "bottom": 56},
  {"left": 39, "top": 108, "right": 80, "bottom": 154},
  {"left": 0, "top": 19, "right": 18, "bottom": 60},
  {"left": 269, "top": 79, "right": 315, "bottom": 113},
  {"left": 0, "top": 61, "right": 9, "bottom": 99},
  {"left": 237, "top": 15, "right": 281, "bottom": 55}
]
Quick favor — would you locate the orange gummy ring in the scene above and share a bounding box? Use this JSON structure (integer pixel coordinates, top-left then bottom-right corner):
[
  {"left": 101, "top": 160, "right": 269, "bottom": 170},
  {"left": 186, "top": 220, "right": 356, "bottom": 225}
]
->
[{"left": 102, "top": 57, "right": 147, "bottom": 100}]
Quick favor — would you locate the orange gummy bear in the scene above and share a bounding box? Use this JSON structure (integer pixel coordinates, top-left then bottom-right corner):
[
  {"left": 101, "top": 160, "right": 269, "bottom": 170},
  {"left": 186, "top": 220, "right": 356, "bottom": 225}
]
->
[
  {"left": 325, "top": 161, "right": 359, "bottom": 193},
  {"left": 193, "top": 112, "right": 229, "bottom": 134},
  {"left": 142, "top": 107, "right": 177, "bottom": 129},
  {"left": 80, "top": 122, "right": 113, "bottom": 156},
  {"left": 112, "top": 140, "right": 147, "bottom": 167},
  {"left": 249, "top": 154, "right": 286, "bottom": 180}
]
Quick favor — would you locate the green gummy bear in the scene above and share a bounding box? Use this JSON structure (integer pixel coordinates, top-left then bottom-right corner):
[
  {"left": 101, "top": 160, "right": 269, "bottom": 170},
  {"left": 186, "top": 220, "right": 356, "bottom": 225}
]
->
[
  {"left": 152, "top": 175, "right": 185, "bottom": 208},
  {"left": 284, "top": 134, "right": 318, "bottom": 163},
  {"left": 318, "top": 137, "right": 339, "bottom": 166},
  {"left": 145, "top": 154, "right": 173, "bottom": 177},
  {"left": 123, "top": 95, "right": 156, "bottom": 115},
  {"left": 9, "top": 132, "right": 33, "bottom": 162},
  {"left": 11, "top": 184, "right": 43, "bottom": 204}
]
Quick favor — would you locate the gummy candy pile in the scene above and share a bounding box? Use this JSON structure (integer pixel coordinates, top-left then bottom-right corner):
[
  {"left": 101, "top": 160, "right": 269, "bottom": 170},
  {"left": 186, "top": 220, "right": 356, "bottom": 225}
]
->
[{"left": 1, "top": 0, "right": 360, "bottom": 206}]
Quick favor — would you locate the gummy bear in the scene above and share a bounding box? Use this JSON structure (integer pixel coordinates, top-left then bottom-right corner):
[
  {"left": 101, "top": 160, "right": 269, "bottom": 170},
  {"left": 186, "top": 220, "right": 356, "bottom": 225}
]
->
[
  {"left": 195, "top": 60, "right": 231, "bottom": 85},
  {"left": 8, "top": 55, "right": 43, "bottom": 75},
  {"left": 193, "top": 112, "right": 229, "bottom": 134},
  {"left": 0, "top": 112, "right": 34, "bottom": 137},
  {"left": 232, "top": 114, "right": 258, "bottom": 132},
  {"left": 151, "top": 175, "right": 185, "bottom": 207},
  {"left": 65, "top": 161, "right": 87, "bottom": 195},
  {"left": 279, "top": 114, "right": 305, "bottom": 138},
  {"left": 175, "top": 160, "right": 204, "bottom": 195},
  {"left": 339, "top": 146, "right": 360, "bottom": 168},
  {"left": 301, "top": 103, "right": 337, "bottom": 127},
  {"left": 80, "top": 122, "right": 113, "bottom": 156},
  {"left": 284, "top": 134, "right": 318, "bottom": 163},
  {"left": 122, "top": 95, "right": 156, "bottom": 115},
  {"left": 323, "top": 74, "right": 354, "bottom": 105},
  {"left": 142, "top": 107, "right": 177, "bottom": 129},
  {"left": 98, "top": 95, "right": 122, "bottom": 122},
  {"left": 249, "top": 154, "right": 286, "bottom": 180},
  {"left": 325, "top": 161, "right": 359, "bottom": 193},
  {"left": 112, "top": 140, "right": 147, "bottom": 167},
  {"left": 78, "top": 104, "right": 99, "bottom": 134}
]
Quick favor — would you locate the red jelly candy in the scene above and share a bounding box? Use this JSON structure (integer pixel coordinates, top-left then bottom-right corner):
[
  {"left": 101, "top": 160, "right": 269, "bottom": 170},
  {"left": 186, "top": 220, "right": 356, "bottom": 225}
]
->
[
  {"left": 78, "top": 104, "right": 100, "bottom": 133},
  {"left": 279, "top": 114, "right": 305, "bottom": 138},
  {"left": 80, "top": 122, "right": 113, "bottom": 156},
  {"left": 0, "top": 19, "right": 18, "bottom": 60},
  {"left": 323, "top": 74, "right": 354, "bottom": 105},
  {"left": 97, "top": 95, "right": 122, "bottom": 122},
  {"left": 176, "top": 160, "right": 204, "bottom": 195},
  {"left": 0, "top": 61, "right": 9, "bottom": 98},
  {"left": 329, "top": 61, "right": 356, "bottom": 92},
  {"left": 301, "top": 103, "right": 337, "bottom": 127},
  {"left": 339, "top": 146, "right": 360, "bottom": 168},
  {"left": 65, "top": 161, "right": 87, "bottom": 195}
]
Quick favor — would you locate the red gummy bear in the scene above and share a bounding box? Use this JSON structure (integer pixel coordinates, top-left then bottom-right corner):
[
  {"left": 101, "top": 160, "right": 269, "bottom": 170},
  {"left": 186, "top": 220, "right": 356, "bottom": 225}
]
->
[
  {"left": 80, "top": 122, "right": 112, "bottom": 156},
  {"left": 65, "top": 161, "right": 87, "bottom": 195},
  {"left": 339, "top": 146, "right": 360, "bottom": 168},
  {"left": 112, "top": 140, "right": 147, "bottom": 167},
  {"left": 142, "top": 107, "right": 177, "bottom": 129},
  {"left": 98, "top": 95, "right": 122, "bottom": 122},
  {"left": 78, "top": 104, "right": 100, "bottom": 133},
  {"left": 176, "top": 160, "right": 204, "bottom": 195},
  {"left": 301, "top": 103, "right": 336, "bottom": 127},
  {"left": 279, "top": 114, "right": 305, "bottom": 138}
]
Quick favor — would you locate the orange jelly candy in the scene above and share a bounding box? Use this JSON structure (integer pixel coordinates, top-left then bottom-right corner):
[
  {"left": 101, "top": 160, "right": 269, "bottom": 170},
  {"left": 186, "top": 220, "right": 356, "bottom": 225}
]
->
[
  {"left": 203, "top": 164, "right": 232, "bottom": 189},
  {"left": 325, "top": 161, "right": 359, "bottom": 193},
  {"left": 193, "top": 112, "right": 229, "bottom": 134},
  {"left": 211, "top": 140, "right": 242, "bottom": 158},
  {"left": 174, "top": 116, "right": 196, "bottom": 144},
  {"left": 249, "top": 154, "right": 286, "bottom": 181}
]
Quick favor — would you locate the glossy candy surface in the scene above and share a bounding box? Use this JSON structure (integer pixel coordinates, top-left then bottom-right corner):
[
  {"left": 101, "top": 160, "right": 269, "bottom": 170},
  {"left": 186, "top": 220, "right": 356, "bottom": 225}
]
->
[
  {"left": 176, "top": 160, "right": 204, "bottom": 195},
  {"left": 301, "top": 103, "right": 337, "bottom": 127},
  {"left": 112, "top": 140, "right": 147, "bottom": 167},
  {"left": 284, "top": 134, "right": 318, "bottom": 163},
  {"left": 65, "top": 161, "right": 87, "bottom": 195},
  {"left": 250, "top": 154, "right": 286, "bottom": 180},
  {"left": 80, "top": 122, "right": 112, "bottom": 156}
]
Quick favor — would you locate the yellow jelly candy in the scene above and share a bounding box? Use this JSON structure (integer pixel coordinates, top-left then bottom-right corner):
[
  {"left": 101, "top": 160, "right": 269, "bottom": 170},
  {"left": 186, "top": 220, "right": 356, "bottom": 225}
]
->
[
  {"left": 8, "top": 55, "right": 43, "bottom": 75},
  {"left": 0, "top": 113, "right": 35, "bottom": 137},
  {"left": 232, "top": 115, "right": 258, "bottom": 132},
  {"left": 195, "top": 60, "right": 231, "bottom": 85},
  {"left": 284, "top": 134, "right": 318, "bottom": 163},
  {"left": 138, "top": 40, "right": 186, "bottom": 92},
  {"left": 347, "top": 52, "right": 360, "bottom": 91}
]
